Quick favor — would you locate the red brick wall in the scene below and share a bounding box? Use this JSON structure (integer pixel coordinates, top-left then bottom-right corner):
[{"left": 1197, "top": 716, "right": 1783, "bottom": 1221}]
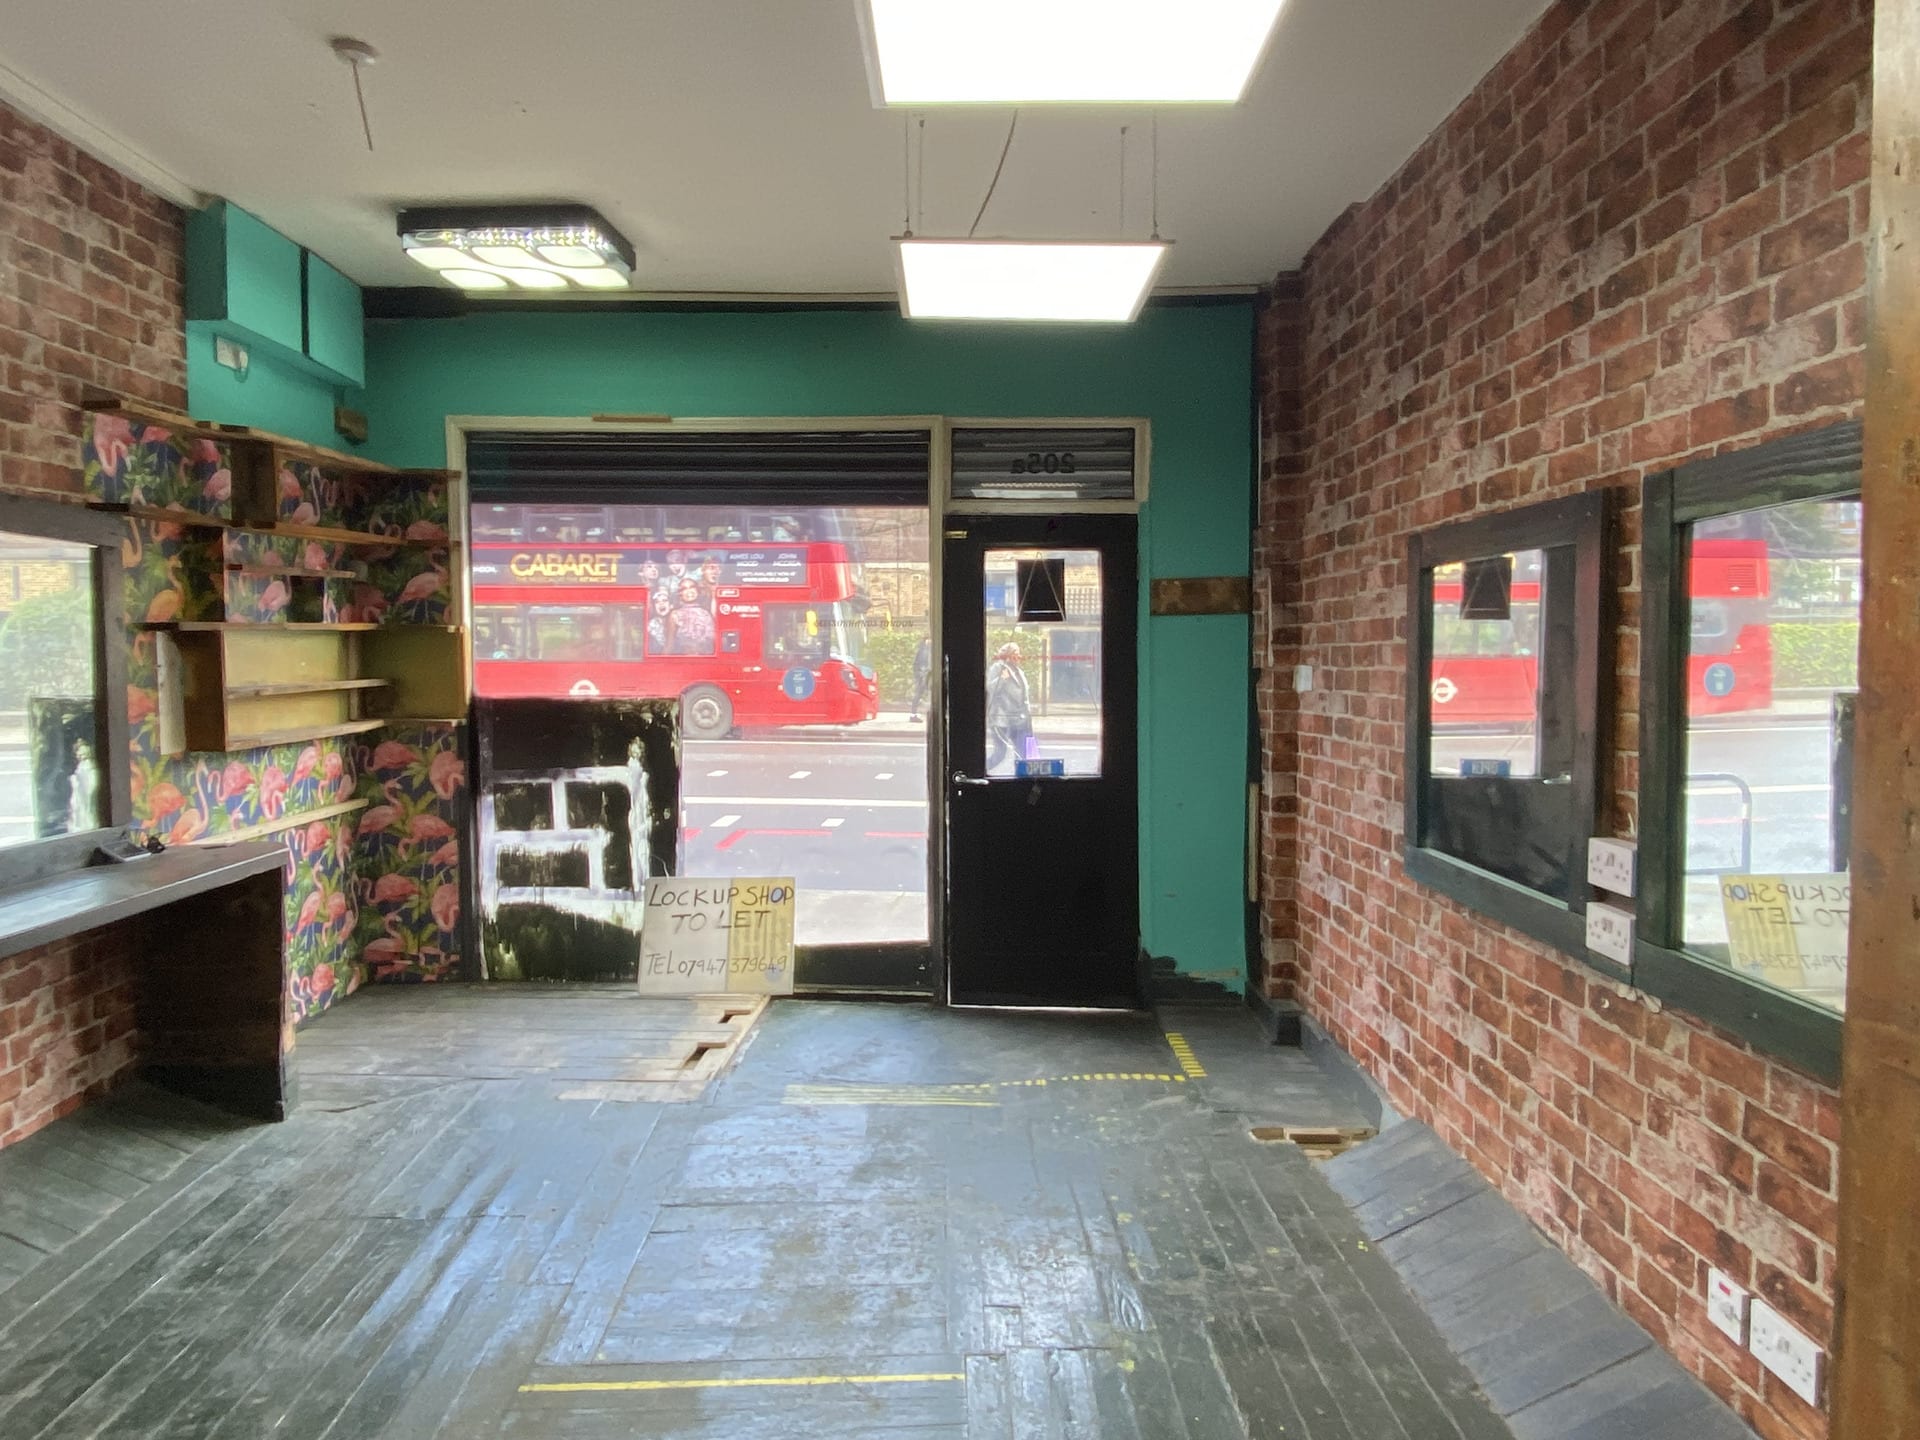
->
[
  {"left": 0, "top": 98, "right": 187, "bottom": 1147},
  {"left": 1255, "top": 3, "right": 1867, "bottom": 1437},
  {"left": 0, "top": 920, "right": 148, "bottom": 1145}
]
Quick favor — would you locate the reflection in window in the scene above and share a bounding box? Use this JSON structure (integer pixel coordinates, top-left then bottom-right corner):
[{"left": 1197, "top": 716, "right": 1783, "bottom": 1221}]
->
[
  {"left": 1681, "top": 497, "right": 1859, "bottom": 1013},
  {"left": 982, "top": 550, "right": 1101, "bottom": 778},
  {"left": 1427, "top": 549, "right": 1548, "bottom": 780},
  {"left": 0, "top": 531, "right": 100, "bottom": 844}
]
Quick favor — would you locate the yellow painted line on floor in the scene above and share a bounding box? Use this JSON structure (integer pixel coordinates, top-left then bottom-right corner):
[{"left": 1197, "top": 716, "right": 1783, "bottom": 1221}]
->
[
  {"left": 1164, "top": 1033, "right": 1208, "bottom": 1079},
  {"left": 782, "top": 1071, "right": 1189, "bottom": 1106},
  {"left": 521, "top": 1372, "right": 965, "bottom": 1394}
]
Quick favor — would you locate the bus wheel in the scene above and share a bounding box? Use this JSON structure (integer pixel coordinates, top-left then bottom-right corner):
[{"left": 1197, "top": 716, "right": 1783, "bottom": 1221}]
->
[{"left": 681, "top": 685, "right": 734, "bottom": 740}]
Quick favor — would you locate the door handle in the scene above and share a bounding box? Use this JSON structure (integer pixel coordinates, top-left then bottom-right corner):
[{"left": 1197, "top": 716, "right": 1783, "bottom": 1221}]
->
[{"left": 950, "top": 771, "right": 989, "bottom": 788}]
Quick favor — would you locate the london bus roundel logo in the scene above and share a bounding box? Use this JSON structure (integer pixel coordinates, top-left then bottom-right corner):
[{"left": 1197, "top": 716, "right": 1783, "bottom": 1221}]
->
[
  {"left": 569, "top": 678, "right": 601, "bottom": 697},
  {"left": 1430, "top": 676, "right": 1459, "bottom": 705}
]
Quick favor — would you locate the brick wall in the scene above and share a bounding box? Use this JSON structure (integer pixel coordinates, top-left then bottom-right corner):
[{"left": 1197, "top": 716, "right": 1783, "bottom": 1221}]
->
[
  {"left": 0, "top": 98, "right": 188, "bottom": 1147},
  {"left": 0, "top": 919, "right": 149, "bottom": 1145},
  {"left": 1256, "top": 2, "right": 1867, "bottom": 1437}
]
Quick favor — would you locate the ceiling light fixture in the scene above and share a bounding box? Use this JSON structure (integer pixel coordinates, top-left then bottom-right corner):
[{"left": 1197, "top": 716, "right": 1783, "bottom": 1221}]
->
[
  {"left": 396, "top": 205, "right": 635, "bottom": 292},
  {"left": 895, "top": 238, "right": 1170, "bottom": 322},
  {"left": 861, "top": 0, "right": 1287, "bottom": 105}
]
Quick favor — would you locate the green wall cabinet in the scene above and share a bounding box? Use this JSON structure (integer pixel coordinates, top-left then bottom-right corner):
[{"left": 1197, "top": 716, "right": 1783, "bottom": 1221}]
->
[
  {"left": 187, "top": 201, "right": 305, "bottom": 357},
  {"left": 302, "top": 252, "right": 365, "bottom": 388}
]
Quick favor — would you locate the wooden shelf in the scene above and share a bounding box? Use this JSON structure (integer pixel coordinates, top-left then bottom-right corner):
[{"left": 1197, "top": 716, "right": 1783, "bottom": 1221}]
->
[
  {"left": 82, "top": 392, "right": 455, "bottom": 485},
  {"left": 218, "top": 718, "right": 387, "bottom": 751},
  {"left": 226, "top": 564, "right": 360, "bottom": 580},
  {"left": 150, "top": 621, "right": 383, "bottom": 633},
  {"left": 384, "top": 716, "right": 469, "bottom": 726},
  {"left": 181, "top": 797, "right": 371, "bottom": 847},
  {"left": 225, "top": 678, "right": 391, "bottom": 699},
  {"left": 91, "top": 502, "right": 446, "bottom": 552}
]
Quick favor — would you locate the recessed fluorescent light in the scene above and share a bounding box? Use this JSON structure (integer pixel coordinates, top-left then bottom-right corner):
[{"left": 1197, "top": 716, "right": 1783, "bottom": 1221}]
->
[
  {"left": 396, "top": 204, "right": 636, "bottom": 292},
  {"left": 863, "top": 0, "right": 1286, "bottom": 104},
  {"left": 895, "top": 238, "right": 1170, "bottom": 322}
]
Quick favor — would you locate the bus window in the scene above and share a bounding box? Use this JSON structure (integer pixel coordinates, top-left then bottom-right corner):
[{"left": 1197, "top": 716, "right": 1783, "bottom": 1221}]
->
[
  {"left": 1690, "top": 600, "right": 1730, "bottom": 641},
  {"left": 527, "top": 509, "right": 610, "bottom": 543},
  {"left": 475, "top": 606, "right": 527, "bottom": 659},
  {"left": 613, "top": 605, "right": 651, "bottom": 661},
  {"left": 528, "top": 606, "right": 609, "bottom": 660},
  {"left": 765, "top": 603, "right": 828, "bottom": 661},
  {"left": 472, "top": 506, "right": 524, "bottom": 543}
]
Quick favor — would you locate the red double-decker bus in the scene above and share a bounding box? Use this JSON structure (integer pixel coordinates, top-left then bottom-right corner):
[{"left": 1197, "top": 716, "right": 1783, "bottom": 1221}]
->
[
  {"left": 1429, "top": 542, "right": 1774, "bottom": 724},
  {"left": 471, "top": 504, "right": 880, "bottom": 738}
]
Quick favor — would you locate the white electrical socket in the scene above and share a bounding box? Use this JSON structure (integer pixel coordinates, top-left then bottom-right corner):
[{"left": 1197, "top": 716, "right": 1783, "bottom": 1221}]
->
[
  {"left": 1587, "top": 837, "right": 1637, "bottom": 897},
  {"left": 1748, "top": 1298, "right": 1822, "bottom": 1407},
  {"left": 1584, "top": 900, "right": 1635, "bottom": 966},
  {"left": 1706, "top": 1268, "right": 1749, "bottom": 1345}
]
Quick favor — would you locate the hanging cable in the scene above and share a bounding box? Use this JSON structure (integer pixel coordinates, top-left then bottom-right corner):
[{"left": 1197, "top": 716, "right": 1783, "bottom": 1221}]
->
[
  {"left": 330, "top": 38, "right": 379, "bottom": 153},
  {"left": 916, "top": 116, "right": 926, "bottom": 234},
  {"left": 1150, "top": 111, "right": 1160, "bottom": 239},
  {"left": 902, "top": 114, "right": 913, "bottom": 235},
  {"left": 969, "top": 109, "right": 1020, "bottom": 239},
  {"left": 1119, "top": 125, "right": 1129, "bottom": 236}
]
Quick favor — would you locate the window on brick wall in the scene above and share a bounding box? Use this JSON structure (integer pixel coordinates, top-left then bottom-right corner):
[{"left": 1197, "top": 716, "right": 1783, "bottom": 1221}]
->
[
  {"left": 1404, "top": 492, "right": 1612, "bottom": 963},
  {"left": 1639, "top": 422, "right": 1860, "bottom": 1082}
]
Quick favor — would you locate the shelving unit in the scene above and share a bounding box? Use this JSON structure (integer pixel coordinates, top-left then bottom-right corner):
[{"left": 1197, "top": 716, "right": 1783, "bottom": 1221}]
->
[
  {"left": 92, "top": 501, "right": 445, "bottom": 552},
  {"left": 156, "top": 620, "right": 465, "bottom": 754}
]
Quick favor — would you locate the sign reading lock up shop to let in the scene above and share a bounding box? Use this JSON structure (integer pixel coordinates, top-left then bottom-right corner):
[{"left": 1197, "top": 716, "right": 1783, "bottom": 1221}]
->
[{"left": 637, "top": 878, "right": 797, "bottom": 995}]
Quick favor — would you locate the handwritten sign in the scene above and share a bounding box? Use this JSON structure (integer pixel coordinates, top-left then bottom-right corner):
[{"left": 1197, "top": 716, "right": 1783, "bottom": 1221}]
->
[
  {"left": 638, "top": 878, "right": 796, "bottom": 995},
  {"left": 1719, "top": 873, "right": 1850, "bottom": 1000}
]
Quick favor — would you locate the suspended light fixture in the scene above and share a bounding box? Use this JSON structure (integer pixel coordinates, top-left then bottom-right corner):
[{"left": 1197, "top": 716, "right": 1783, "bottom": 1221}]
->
[
  {"left": 895, "top": 238, "right": 1169, "bottom": 322},
  {"left": 396, "top": 205, "right": 634, "bottom": 292},
  {"left": 861, "top": 0, "right": 1287, "bottom": 105}
]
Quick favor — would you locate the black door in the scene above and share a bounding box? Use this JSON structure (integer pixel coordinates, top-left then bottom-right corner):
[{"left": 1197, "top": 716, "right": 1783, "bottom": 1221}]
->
[{"left": 943, "top": 514, "right": 1139, "bottom": 1008}]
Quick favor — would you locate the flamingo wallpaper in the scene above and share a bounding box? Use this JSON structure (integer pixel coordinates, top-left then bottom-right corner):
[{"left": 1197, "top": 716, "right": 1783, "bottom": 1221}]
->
[{"left": 86, "top": 415, "right": 468, "bottom": 1021}]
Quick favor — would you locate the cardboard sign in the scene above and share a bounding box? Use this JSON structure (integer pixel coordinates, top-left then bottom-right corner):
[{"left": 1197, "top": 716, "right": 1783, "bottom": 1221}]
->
[
  {"left": 638, "top": 878, "right": 796, "bottom": 995},
  {"left": 1718, "top": 874, "right": 1850, "bottom": 997}
]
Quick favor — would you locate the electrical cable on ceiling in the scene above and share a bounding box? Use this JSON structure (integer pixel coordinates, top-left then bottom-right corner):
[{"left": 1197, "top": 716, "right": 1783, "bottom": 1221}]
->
[
  {"left": 902, "top": 114, "right": 913, "bottom": 234},
  {"left": 1151, "top": 111, "right": 1160, "bottom": 239},
  {"left": 1119, "top": 125, "right": 1129, "bottom": 236},
  {"left": 916, "top": 116, "right": 926, "bottom": 235},
  {"left": 330, "top": 37, "right": 379, "bottom": 153},
  {"left": 969, "top": 109, "right": 1020, "bottom": 239}
]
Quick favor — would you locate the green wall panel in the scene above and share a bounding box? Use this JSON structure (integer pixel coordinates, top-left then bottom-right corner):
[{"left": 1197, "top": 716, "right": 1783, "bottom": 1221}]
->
[
  {"left": 186, "top": 327, "right": 350, "bottom": 452},
  {"left": 362, "top": 302, "right": 1253, "bottom": 980},
  {"left": 303, "top": 252, "right": 366, "bottom": 387}
]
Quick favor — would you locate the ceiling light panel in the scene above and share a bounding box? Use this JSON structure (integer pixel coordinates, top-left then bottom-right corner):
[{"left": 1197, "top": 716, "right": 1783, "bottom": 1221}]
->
[
  {"left": 895, "top": 238, "right": 1169, "bottom": 322},
  {"left": 397, "top": 205, "right": 636, "bottom": 293},
  {"left": 864, "top": 0, "right": 1286, "bottom": 104}
]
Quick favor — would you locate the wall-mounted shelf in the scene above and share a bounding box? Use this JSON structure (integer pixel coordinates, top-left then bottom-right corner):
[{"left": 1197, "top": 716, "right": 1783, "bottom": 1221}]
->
[
  {"left": 82, "top": 392, "right": 454, "bottom": 485},
  {"left": 155, "top": 622, "right": 466, "bottom": 754},
  {"left": 227, "top": 564, "right": 359, "bottom": 580},
  {"left": 94, "top": 502, "right": 448, "bottom": 552},
  {"left": 181, "top": 797, "right": 370, "bottom": 848}
]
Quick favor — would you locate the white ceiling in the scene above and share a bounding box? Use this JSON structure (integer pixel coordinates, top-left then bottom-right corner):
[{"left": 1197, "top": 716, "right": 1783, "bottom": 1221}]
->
[{"left": 0, "top": 0, "right": 1550, "bottom": 297}]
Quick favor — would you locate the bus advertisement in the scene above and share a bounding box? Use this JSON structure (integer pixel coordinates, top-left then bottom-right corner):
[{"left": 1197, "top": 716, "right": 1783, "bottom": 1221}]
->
[{"left": 471, "top": 506, "right": 880, "bottom": 738}]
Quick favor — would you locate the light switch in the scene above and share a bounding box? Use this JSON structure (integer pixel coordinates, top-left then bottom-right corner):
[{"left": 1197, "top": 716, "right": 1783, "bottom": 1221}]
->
[
  {"left": 1707, "top": 1268, "right": 1749, "bottom": 1345},
  {"left": 1292, "top": 665, "right": 1312, "bottom": 692}
]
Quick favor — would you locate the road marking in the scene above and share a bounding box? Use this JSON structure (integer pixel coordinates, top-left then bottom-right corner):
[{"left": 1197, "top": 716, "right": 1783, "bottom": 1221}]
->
[
  {"left": 875, "top": 772, "right": 894, "bottom": 780},
  {"left": 520, "top": 1372, "right": 965, "bottom": 1394},
  {"left": 1688, "top": 783, "right": 1831, "bottom": 796},
  {"left": 865, "top": 830, "right": 927, "bottom": 839},
  {"left": 788, "top": 770, "right": 812, "bottom": 779},
  {"left": 712, "top": 814, "right": 741, "bottom": 828},
  {"left": 715, "top": 826, "right": 833, "bottom": 852},
  {"left": 822, "top": 817, "right": 845, "bottom": 828},
  {"left": 706, "top": 769, "right": 728, "bottom": 777},
  {"left": 685, "top": 796, "right": 928, "bottom": 809},
  {"left": 1165, "top": 1033, "right": 1208, "bottom": 1079}
]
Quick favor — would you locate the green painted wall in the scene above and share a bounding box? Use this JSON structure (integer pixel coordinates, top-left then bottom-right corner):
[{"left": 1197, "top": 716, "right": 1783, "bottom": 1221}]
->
[
  {"left": 361, "top": 303, "right": 1254, "bottom": 983},
  {"left": 186, "top": 327, "right": 351, "bottom": 452}
]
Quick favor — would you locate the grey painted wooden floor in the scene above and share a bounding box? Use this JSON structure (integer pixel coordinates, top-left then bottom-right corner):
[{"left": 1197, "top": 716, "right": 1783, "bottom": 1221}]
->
[{"left": 0, "top": 987, "right": 1515, "bottom": 1439}]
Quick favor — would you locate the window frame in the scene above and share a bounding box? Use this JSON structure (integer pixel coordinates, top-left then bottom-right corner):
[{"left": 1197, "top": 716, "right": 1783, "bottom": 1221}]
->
[
  {"left": 0, "top": 494, "right": 131, "bottom": 890},
  {"left": 1403, "top": 491, "right": 1613, "bottom": 966},
  {"left": 1637, "top": 421, "right": 1860, "bottom": 1082}
]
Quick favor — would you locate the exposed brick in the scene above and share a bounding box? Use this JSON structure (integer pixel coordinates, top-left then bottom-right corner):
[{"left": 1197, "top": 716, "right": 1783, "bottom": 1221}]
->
[{"left": 1255, "top": 4, "right": 1862, "bottom": 1437}]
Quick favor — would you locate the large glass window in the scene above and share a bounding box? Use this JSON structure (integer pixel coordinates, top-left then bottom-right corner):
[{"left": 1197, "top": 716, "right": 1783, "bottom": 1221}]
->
[
  {"left": 0, "top": 531, "right": 102, "bottom": 846},
  {"left": 470, "top": 501, "right": 930, "bottom": 948},
  {"left": 1638, "top": 421, "right": 1859, "bottom": 1079},
  {"left": 1678, "top": 497, "right": 1859, "bottom": 1014}
]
